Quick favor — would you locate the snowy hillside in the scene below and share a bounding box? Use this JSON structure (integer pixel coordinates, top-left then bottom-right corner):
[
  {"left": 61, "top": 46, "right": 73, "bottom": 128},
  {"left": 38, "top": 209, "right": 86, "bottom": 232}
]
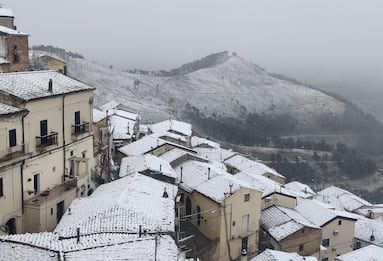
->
[{"left": 32, "top": 50, "right": 345, "bottom": 127}]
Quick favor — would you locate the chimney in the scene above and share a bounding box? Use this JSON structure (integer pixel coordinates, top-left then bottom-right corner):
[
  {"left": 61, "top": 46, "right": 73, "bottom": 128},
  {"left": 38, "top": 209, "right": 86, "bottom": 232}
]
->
[
  {"left": 76, "top": 227, "right": 80, "bottom": 243},
  {"left": 208, "top": 167, "right": 211, "bottom": 180},
  {"left": 162, "top": 187, "right": 169, "bottom": 198},
  {"left": 304, "top": 187, "right": 307, "bottom": 194},
  {"left": 139, "top": 225, "right": 142, "bottom": 237},
  {"left": 48, "top": 79, "right": 53, "bottom": 92},
  {"left": 159, "top": 164, "right": 162, "bottom": 172},
  {"left": 180, "top": 167, "right": 183, "bottom": 183},
  {"left": 68, "top": 208, "right": 71, "bottom": 215},
  {"left": 229, "top": 184, "right": 233, "bottom": 194}
]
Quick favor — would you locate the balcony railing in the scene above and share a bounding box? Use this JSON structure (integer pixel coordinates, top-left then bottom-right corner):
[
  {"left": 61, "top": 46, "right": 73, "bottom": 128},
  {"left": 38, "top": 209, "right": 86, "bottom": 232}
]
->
[
  {"left": 0, "top": 143, "right": 27, "bottom": 161},
  {"left": 71, "top": 122, "right": 90, "bottom": 135},
  {"left": 36, "top": 132, "right": 58, "bottom": 148}
]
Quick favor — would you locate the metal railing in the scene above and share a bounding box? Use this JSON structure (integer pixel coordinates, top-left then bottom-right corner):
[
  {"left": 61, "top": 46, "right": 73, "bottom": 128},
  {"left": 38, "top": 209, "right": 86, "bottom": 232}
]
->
[
  {"left": 36, "top": 132, "right": 58, "bottom": 148},
  {"left": 71, "top": 122, "right": 90, "bottom": 135}
]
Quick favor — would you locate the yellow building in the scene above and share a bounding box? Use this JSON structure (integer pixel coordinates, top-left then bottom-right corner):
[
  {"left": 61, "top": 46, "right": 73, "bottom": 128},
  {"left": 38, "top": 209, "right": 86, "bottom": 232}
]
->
[
  {"left": 0, "top": 70, "right": 95, "bottom": 233},
  {"left": 175, "top": 160, "right": 262, "bottom": 260},
  {"left": 38, "top": 55, "right": 67, "bottom": 75},
  {"left": 0, "top": 103, "right": 28, "bottom": 235}
]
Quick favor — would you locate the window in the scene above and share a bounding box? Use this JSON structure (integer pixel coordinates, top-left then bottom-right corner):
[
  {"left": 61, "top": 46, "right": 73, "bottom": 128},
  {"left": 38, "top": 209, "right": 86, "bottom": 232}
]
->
[
  {"left": 74, "top": 111, "right": 81, "bottom": 133},
  {"left": 33, "top": 173, "right": 40, "bottom": 193},
  {"left": 321, "top": 258, "right": 329, "bottom": 261},
  {"left": 322, "top": 238, "right": 330, "bottom": 247},
  {"left": 13, "top": 45, "right": 19, "bottom": 62},
  {"left": 299, "top": 244, "right": 304, "bottom": 251},
  {"left": 9, "top": 129, "right": 16, "bottom": 147},
  {"left": 0, "top": 177, "right": 3, "bottom": 197},
  {"left": 338, "top": 220, "right": 342, "bottom": 225},
  {"left": 244, "top": 193, "right": 250, "bottom": 202}
]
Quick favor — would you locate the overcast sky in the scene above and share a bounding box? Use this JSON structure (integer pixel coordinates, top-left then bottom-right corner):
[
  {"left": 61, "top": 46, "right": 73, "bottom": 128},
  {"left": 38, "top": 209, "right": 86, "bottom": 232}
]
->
[{"left": 3, "top": 0, "right": 383, "bottom": 86}]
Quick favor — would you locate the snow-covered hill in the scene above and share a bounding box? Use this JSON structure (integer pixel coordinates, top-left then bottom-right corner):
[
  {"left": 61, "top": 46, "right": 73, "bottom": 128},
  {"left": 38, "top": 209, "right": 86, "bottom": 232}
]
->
[{"left": 32, "top": 50, "right": 345, "bottom": 127}]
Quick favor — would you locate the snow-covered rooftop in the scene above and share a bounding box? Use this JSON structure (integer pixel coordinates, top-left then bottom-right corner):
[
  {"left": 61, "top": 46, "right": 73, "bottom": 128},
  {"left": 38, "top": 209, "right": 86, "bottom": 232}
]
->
[
  {"left": 149, "top": 119, "right": 192, "bottom": 136},
  {"left": 0, "top": 102, "right": 22, "bottom": 115},
  {"left": 285, "top": 181, "right": 315, "bottom": 198},
  {"left": 336, "top": 245, "right": 383, "bottom": 261},
  {"left": 118, "top": 136, "right": 166, "bottom": 156},
  {"left": 251, "top": 249, "right": 318, "bottom": 261},
  {"left": 261, "top": 205, "right": 319, "bottom": 241},
  {"left": 235, "top": 172, "right": 295, "bottom": 198},
  {"left": 296, "top": 199, "right": 358, "bottom": 227},
  {"left": 109, "top": 114, "right": 136, "bottom": 140},
  {"left": 355, "top": 217, "right": 383, "bottom": 247},
  {"left": 0, "top": 71, "right": 94, "bottom": 101},
  {"left": 0, "top": 25, "right": 27, "bottom": 36},
  {"left": 119, "top": 154, "right": 176, "bottom": 179},
  {"left": 54, "top": 173, "right": 177, "bottom": 237},
  {"left": 225, "top": 154, "right": 285, "bottom": 179},
  {"left": 93, "top": 108, "right": 106, "bottom": 122},
  {"left": 315, "top": 186, "right": 372, "bottom": 212},
  {"left": 194, "top": 174, "right": 253, "bottom": 203},
  {"left": 174, "top": 160, "right": 227, "bottom": 193},
  {"left": 0, "top": 8, "right": 13, "bottom": 17},
  {"left": 191, "top": 136, "right": 220, "bottom": 149},
  {"left": 0, "top": 233, "right": 180, "bottom": 261},
  {"left": 150, "top": 131, "right": 187, "bottom": 143},
  {"left": 194, "top": 147, "right": 235, "bottom": 162}
]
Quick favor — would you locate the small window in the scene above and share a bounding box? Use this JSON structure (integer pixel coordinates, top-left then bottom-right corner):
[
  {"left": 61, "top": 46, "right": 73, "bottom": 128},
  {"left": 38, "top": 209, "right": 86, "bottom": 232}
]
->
[
  {"left": 82, "top": 151, "right": 86, "bottom": 158},
  {"left": 244, "top": 193, "right": 250, "bottom": 202},
  {"left": 299, "top": 244, "right": 304, "bottom": 251},
  {"left": 0, "top": 177, "right": 3, "bottom": 197},
  {"left": 321, "top": 258, "right": 329, "bottom": 261},
  {"left": 338, "top": 220, "right": 342, "bottom": 225},
  {"left": 33, "top": 173, "right": 40, "bottom": 193},
  {"left": 322, "top": 238, "right": 330, "bottom": 247},
  {"left": 9, "top": 129, "right": 16, "bottom": 147}
]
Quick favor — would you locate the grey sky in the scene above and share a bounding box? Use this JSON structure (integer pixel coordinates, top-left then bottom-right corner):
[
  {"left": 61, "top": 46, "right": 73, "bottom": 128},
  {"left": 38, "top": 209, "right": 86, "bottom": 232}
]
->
[{"left": 3, "top": 0, "right": 383, "bottom": 86}]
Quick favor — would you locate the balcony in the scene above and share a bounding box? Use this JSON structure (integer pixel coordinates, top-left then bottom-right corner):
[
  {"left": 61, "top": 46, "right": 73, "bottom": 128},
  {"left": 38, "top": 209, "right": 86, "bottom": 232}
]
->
[
  {"left": 36, "top": 132, "right": 58, "bottom": 148},
  {"left": 0, "top": 143, "right": 28, "bottom": 163},
  {"left": 71, "top": 122, "right": 90, "bottom": 135}
]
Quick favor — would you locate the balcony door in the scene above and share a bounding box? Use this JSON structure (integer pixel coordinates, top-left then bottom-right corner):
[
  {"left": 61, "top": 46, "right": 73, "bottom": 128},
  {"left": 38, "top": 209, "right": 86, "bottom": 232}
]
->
[
  {"left": 75, "top": 111, "right": 80, "bottom": 133},
  {"left": 40, "top": 120, "right": 48, "bottom": 144}
]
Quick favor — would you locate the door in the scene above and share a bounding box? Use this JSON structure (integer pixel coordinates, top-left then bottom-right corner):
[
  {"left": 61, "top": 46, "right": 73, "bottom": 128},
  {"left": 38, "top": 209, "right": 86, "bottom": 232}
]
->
[
  {"left": 33, "top": 173, "right": 40, "bottom": 193},
  {"left": 5, "top": 218, "right": 16, "bottom": 234},
  {"left": 57, "top": 201, "right": 64, "bottom": 223},
  {"left": 186, "top": 197, "right": 192, "bottom": 217},
  {"left": 242, "top": 214, "right": 249, "bottom": 235},
  {"left": 40, "top": 120, "right": 48, "bottom": 144},
  {"left": 75, "top": 111, "right": 80, "bottom": 133}
]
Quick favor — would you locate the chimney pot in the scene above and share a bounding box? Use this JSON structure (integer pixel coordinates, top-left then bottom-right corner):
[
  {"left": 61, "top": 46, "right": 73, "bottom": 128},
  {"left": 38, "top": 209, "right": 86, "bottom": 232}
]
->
[{"left": 48, "top": 79, "right": 53, "bottom": 92}]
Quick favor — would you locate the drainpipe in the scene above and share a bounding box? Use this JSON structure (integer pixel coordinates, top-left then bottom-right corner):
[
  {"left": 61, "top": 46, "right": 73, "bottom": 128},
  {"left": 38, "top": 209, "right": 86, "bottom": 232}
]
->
[
  {"left": 21, "top": 109, "right": 29, "bottom": 215},
  {"left": 62, "top": 95, "right": 66, "bottom": 184}
]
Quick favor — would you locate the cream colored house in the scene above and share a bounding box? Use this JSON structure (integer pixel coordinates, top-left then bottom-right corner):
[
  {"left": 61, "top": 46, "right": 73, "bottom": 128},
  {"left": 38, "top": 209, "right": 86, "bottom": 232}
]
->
[
  {"left": 296, "top": 199, "right": 358, "bottom": 261},
  {"left": 0, "top": 70, "right": 95, "bottom": 233},
  {"left": 38, "top": 55, "right": 67, "bottom": 75},
  {"left": 175, "top": 160, "right": 262, "bottom": 260},
  {"left": 0, "top": 103, "right": 28, "bottom": 235}
]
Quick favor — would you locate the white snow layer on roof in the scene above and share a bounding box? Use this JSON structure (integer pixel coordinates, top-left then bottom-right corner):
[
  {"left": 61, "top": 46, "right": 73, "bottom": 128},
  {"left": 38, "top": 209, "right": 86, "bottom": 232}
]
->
[
  {"left": 93, "top": 108, "right": 106, "bottom": 122},
  {"left": 54, "top": 173, "right": 177, "bottom": 237},
  {"left": 0, "top": 71, "right": 93, "bottom": 101},
  {"left": 336, "top": 245, "right": 383, "bottom": 261},
  {"left": 0, "top": 25, "right": 27, "bottom": 35},
  {"left": 225, "top": 154, "right": 285, "bottom": 179},
  {"left": 355, "top": 217, "right": 383, "bottom": 247},
  {"left": 175, "top": 160, "right": 226, "bottom": 193},
  {"left": 191, "top": 136, "right": 220, "bottom": 148},
  {"left": 118, "top": 136, "right": 166, "bottom": 156},
  {"left": 194, "top": 147, "right": 235, "bottom": 162},
  {"left": 285, "top": 181, "right": 315, "bottom": 196},
  {"left": 0, "top": 102, "right": 22, "bottom": 115},
  {"left": 109, "top": 114, "right": 136, "bottom": 140},
  {"left": 0, "top": 8, "right": 13, "bottom": 17},
  {"left": 251, "top": 249, "right": 318, "bottom": 261},
  {"left": 235, "top": 172, "right": 295, "bottom": 198},
  {"left": 261, "top": 206, "right": 319, "bottom": 241},
  {"left": 0, "top": 233, "right": 180, "bottom": 261},
  {"left": 119, "top": 154, "right": 176, "bottom": 179},
  {"left": 149, "top": 119, "right": 192, "bottom": 136},
  {"left": 296, "top": 199, "right": 358, "bottom": 227},
  {"left": 159, "top": 148, "right": 190, "bottom": 163},
  {"left": 150, "top": 131, "right": 187, "bottom": 142},
  {"left": 315, "top": 186, "right": 372, "bottom": 212}
]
